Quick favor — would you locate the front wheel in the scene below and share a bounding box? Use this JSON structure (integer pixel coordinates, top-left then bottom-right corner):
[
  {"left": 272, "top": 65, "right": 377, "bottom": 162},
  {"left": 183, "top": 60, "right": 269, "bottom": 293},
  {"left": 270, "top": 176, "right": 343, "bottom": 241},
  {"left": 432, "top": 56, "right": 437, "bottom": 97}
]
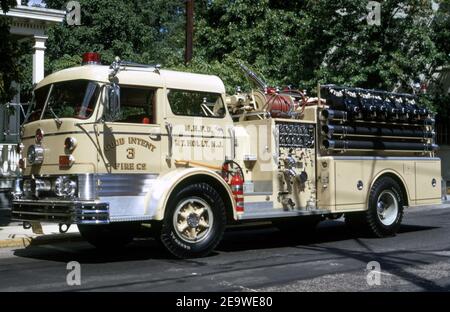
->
[{"left": 160, "top": 183, "right": 226, "bottom": 258}]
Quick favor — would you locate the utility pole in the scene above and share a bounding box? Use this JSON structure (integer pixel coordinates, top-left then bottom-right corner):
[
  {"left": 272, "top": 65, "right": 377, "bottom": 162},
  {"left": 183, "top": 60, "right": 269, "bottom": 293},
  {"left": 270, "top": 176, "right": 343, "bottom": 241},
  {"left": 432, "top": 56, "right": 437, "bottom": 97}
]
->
[{"left": 185, "top": 0, "right": 194, "bottom": 64}]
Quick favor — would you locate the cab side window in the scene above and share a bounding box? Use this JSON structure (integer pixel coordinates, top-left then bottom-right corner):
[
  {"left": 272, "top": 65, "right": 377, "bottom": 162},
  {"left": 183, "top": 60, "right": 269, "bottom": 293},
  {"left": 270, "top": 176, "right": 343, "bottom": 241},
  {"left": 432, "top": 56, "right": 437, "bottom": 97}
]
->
[
  {"left": 118, "top": 86, "right": 156, "bottom": 124},
  {"left": 167, "top": 89, "right": 226, "bottom": 118}
]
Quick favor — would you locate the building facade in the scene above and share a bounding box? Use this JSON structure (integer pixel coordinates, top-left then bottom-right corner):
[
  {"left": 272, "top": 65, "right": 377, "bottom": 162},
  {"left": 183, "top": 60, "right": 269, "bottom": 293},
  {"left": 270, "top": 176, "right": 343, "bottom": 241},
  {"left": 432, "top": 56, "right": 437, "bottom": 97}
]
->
[{"left": 1, "top": 1, "right": 65, "bottom": 219}]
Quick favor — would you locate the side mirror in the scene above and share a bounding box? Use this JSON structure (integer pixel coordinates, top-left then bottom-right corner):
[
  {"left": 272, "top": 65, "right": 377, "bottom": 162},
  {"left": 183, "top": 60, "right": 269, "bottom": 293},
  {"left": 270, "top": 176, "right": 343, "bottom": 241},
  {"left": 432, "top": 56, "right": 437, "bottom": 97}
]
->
[{"left": 106, "top": 83, "right": 121, "bottom": 121}]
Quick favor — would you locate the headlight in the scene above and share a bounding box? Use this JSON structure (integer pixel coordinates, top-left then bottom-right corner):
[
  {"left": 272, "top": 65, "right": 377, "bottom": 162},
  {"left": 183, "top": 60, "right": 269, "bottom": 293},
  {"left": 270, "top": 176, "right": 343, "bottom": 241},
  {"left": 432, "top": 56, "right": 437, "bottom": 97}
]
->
[
  {"left": 27, "top": 145, "right": 44, "bottom": 165},
  {"left": 23, "top": 178, "right": 51, "bottom": 197},
  {"left": 53, "top": 176, "right": 77, "bottom": 197}
]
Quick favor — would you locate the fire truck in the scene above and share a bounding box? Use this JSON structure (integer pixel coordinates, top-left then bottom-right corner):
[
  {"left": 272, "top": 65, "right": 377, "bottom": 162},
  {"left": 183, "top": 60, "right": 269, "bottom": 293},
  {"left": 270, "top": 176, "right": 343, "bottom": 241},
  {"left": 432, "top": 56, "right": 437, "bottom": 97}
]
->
[{"left": 11, "top": 53, "right": 443, "bottom": 258}]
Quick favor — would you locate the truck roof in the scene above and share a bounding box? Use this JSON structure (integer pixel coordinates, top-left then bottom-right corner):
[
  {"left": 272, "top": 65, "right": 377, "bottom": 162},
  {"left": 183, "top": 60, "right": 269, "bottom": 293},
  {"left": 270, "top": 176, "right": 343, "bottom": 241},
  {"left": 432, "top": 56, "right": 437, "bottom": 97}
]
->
[{"left": 35, "top": 65, "right": 226, "bottom": 94}]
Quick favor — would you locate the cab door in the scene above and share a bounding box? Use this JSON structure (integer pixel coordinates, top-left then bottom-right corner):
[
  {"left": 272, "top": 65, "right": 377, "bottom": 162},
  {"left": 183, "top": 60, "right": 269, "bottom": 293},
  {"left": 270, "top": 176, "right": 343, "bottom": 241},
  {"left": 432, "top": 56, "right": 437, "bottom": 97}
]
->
[
  {"left": 100, "top": 86, "right": 162, "bottom": 175},
  {"left": 162, "top": 88, "right": 232, "bottom": 170}
]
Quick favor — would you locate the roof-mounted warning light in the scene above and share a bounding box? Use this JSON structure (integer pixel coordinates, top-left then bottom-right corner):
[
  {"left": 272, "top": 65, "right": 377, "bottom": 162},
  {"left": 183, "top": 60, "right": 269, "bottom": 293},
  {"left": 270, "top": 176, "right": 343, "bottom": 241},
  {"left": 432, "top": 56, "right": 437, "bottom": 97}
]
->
[{"left": 81, "top": 52, "right": 101, "bottom": 65}]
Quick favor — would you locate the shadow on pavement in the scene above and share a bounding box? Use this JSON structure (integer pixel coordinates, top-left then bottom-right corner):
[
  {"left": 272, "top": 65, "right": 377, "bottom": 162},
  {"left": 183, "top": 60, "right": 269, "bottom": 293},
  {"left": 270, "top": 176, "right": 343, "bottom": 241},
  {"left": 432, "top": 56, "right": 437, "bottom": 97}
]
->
[
  {"left": 12, "top": 220, "right": 438, "bottom": 264},
  {"left": 218, "top": 221, "right": 438, "bottom": 252},
  {"left": 13, "top": 238, "right": 175, "bottom": 263}
]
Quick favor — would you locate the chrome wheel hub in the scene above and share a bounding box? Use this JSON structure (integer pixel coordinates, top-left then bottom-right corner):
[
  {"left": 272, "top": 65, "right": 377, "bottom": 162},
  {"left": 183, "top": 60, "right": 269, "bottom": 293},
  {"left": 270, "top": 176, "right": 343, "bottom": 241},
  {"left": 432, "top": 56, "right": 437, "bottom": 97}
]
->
[
  {"left": 376, "top": 190, "right": 399, "bottom": 226},
  {"left": 187, "top": 213, "right": 200, "bottom": 228},
  {"left": 173, "top": 197, "right": 213, "bottom": 243}
]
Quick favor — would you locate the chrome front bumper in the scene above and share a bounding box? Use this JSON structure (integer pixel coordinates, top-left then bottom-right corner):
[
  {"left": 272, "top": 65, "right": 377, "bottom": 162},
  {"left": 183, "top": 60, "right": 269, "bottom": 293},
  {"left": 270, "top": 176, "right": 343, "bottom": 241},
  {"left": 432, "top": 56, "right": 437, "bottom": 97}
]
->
[{"left": 12, "top": 199, "right": 110, "bottom": 224}]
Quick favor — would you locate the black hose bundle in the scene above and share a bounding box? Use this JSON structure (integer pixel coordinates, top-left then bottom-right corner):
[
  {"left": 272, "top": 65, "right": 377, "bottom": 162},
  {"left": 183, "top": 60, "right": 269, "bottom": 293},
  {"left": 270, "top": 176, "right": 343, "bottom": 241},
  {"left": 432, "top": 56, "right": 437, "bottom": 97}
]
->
[
  {"left": 320, "top": 85, "right": 436, "bottom": 153},
  {"left": 322, "top": 124, "right": 435, "bottom": 139},
  {"left": 320, "top": 85, "right": 430, "bottom": 122},
  {"left": 322, "top": 139, "right": 438, "bottom": 151}
]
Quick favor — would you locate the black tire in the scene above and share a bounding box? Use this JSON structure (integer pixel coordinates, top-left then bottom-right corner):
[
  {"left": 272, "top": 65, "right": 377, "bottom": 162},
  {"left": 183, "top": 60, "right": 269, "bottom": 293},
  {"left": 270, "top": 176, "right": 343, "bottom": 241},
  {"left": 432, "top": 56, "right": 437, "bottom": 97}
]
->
[
  {"left": 78, "top": 223, "right": 139, "bottom": 249},
  {"left": 273, "top": 216, "right": 322, "bottom": 236},
  {"left": 160, "top": 183, "right": 226, "bottom": 258},
  {"left": 346, "top": 176, "right": 405, "bottom": 237}
]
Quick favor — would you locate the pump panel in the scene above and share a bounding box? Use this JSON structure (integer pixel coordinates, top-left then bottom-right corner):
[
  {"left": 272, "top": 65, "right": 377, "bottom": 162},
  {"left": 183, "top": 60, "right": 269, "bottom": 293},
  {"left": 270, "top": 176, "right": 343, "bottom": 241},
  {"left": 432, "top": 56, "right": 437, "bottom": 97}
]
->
[
  {"left": 277, "top": 122, "right": 315, "bottom": 149},
  {"left": 276, "top": 121, "right": 316, "bottom": 210}
]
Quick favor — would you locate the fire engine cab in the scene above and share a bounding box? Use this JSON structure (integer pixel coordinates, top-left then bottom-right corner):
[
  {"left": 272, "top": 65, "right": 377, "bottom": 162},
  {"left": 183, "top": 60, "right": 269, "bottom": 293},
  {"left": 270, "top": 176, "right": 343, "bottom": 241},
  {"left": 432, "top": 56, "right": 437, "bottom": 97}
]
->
[{"left": 11, "top": 53, "right": 443, "bottom": 258}]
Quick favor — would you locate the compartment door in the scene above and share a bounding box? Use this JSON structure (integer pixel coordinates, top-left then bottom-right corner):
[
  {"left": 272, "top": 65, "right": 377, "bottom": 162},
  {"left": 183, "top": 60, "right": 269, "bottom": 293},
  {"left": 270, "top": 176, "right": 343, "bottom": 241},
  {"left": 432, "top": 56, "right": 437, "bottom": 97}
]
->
[
  {"left": 415, "top": 161, "right": 441, "bottom": 201},
  {"left": 335, "top": 160, "right": 365, "bottom": 206}
]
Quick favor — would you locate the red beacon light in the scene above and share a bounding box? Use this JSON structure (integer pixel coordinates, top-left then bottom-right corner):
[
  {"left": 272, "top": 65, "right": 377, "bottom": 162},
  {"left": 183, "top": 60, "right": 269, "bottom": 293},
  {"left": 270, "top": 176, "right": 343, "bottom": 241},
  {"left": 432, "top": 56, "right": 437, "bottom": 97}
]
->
[{"left": 81, "top": 52, "right": 101, "bottom": 65}]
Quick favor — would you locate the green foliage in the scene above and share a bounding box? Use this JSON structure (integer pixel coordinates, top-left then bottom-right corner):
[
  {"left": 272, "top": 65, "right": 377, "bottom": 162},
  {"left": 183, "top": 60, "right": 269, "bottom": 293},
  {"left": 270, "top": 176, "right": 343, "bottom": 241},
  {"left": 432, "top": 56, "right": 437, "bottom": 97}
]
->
[
  {"left": 45, "top": 0, "right": 186, "bottom": 67},
  {"left": 36, "top": 0, "right": 450, "bottom": 114},
  {"left": 0, "top": 17, "right": 31, "bottom": 104},
  {"left": 428, "top": 0, "right": 450, "bottom": 116},
  {"left": 431, "top": 0, "right": 450, "bottom": 67},
  {"left": 47, "top": 54, "right": 82, "bottom": 73},
  {"left": 172, "top": 55, "right": 256, "bottom": 94},
  {"left": 1, "top": 0, "right": 16, "bottom": 13},
  {"left": 194, "top": 0, "right": 444, "bottom": 95},
  {"left": 194, "top": 0, "right": 304, "bottom": 89},
  {"left": 1, "top": 0, "right": 31, "bottom": 104}
]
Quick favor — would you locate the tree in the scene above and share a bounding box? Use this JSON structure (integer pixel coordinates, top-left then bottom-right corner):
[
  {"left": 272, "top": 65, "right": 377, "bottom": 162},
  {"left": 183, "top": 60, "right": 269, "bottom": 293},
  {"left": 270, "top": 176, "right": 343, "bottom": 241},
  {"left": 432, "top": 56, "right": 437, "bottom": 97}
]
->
[
  {"left": 191, "top": 0, "right": 305, "bottom": 92},
  {"left": 0, "top": 0, "right": 31, "bottom": 104},
  {"left": 43, "top": 0, "right": 447, "bottom": 112},
  {"left": 429, "top": 0, "right": 450, "bottom": 116},
  {"left": 1, "top": 0, "right": 16, "bottom": 12},
  {"left": 44, "top": 0, "right": 187, "bottom": 70},
  {"left": 194, "top": 1, "right": 442, "bottom": 95}
]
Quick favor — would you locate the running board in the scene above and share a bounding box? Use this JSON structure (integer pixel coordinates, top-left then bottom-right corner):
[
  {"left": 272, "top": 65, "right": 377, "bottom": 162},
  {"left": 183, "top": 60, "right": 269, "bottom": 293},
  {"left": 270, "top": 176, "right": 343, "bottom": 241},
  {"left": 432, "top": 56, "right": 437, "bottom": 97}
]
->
[{"left": 238, "top": 201, "right": 331, "bottom": 220}]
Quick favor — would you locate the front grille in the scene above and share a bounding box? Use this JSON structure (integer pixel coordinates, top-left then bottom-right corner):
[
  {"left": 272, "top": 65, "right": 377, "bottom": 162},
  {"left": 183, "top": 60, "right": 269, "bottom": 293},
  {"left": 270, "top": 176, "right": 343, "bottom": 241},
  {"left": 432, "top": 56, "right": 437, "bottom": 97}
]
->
[{"left": 12, "top": 201, "right": 109, "bottom": 224}]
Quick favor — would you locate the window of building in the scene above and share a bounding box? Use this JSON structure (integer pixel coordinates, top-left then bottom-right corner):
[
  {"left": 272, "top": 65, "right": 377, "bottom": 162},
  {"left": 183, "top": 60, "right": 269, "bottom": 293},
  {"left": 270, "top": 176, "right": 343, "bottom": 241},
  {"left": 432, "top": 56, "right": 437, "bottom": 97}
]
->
[
  {"left": 167, "top": 89, "right": 226, "bottom": 118},
  {"left": 117, "top": 86, "right": 156, "bottom": 124}
]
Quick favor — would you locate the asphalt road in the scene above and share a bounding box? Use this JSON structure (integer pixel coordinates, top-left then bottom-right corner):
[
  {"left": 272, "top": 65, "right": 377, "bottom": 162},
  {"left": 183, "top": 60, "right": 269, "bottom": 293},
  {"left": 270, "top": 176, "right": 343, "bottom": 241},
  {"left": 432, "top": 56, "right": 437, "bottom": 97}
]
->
[{"left": 0, "top": 205, "right": 449, "bottom": 292}]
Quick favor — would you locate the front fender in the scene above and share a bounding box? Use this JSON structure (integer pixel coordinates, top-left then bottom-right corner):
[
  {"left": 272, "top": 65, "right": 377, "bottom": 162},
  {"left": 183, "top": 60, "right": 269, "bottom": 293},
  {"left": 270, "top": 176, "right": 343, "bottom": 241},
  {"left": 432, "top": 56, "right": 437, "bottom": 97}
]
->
[{"left": 144, "top": 167, "right": 236, "bottom": 221}]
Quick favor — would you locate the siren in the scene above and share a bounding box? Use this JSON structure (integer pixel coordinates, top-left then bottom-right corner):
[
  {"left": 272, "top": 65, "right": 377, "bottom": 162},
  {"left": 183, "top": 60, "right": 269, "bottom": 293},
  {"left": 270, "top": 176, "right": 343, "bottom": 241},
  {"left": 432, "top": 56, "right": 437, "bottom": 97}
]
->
[{"left": 81, "top": 52, "right": 101, "bottom": 65}]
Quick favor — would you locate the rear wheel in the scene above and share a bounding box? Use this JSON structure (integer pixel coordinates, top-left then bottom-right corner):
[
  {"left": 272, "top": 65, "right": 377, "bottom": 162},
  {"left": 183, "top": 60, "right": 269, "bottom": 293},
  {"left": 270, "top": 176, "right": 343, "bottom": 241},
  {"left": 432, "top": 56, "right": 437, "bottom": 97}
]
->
[
  {"left": 78, "top": 223, "right": 139, "bottom": 249},
  {"left": 345, "top": 176, "right": 405, "bottom": 237},
  {"left": 160, "top": 183, "right": 226, "bottom": 258}
]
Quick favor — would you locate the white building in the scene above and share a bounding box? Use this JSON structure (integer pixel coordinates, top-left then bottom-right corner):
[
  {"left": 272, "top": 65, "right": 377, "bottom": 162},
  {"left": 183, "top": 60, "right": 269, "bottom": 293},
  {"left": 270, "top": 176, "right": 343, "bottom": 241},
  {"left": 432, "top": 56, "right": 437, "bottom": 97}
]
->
[
  {"left": 1, "top": 1, "right": 65, "bottom": 197},
  {"left": 1, "top": 0, "right": 65, "bottom": 84}
]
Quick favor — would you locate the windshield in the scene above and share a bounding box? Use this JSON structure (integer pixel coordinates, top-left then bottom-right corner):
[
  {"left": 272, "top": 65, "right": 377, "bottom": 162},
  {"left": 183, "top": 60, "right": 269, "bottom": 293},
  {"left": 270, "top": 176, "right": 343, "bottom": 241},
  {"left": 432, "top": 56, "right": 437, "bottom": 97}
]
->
[{"left": 28, "top": 80, "right": 100, "bottom": 122}]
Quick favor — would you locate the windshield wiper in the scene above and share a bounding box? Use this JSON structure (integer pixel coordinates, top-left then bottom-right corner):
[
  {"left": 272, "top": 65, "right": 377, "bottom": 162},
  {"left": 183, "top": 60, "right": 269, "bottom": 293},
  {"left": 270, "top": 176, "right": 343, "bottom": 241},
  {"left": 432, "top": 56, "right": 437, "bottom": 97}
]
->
[{"left": 48, "top": 107, "right": 62, "bottom": 126}]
